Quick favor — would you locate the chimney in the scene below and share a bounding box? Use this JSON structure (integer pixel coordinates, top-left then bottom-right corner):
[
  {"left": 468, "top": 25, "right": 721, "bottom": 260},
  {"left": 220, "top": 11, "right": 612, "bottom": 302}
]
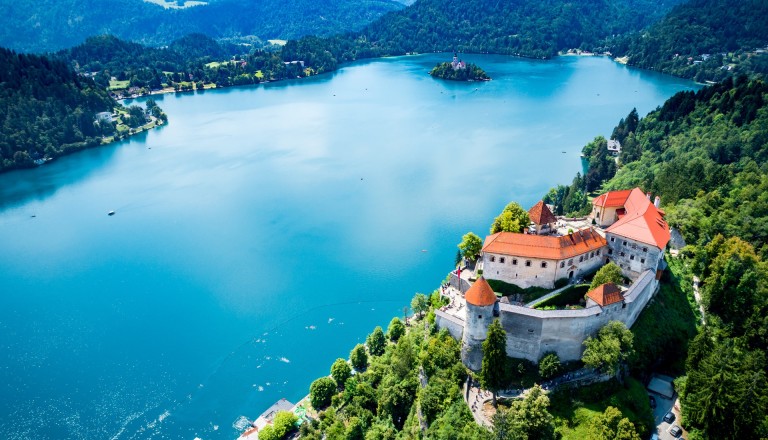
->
[
  {"left": 654, "top": 196, "right": 661, "bottom": 208},
  {"left": 646, "top": 192, "right": 651, "bottom": 200}
]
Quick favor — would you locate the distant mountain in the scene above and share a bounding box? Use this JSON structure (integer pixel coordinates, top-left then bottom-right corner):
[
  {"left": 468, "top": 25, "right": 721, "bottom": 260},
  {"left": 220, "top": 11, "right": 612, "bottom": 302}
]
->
[
  {"left": 0, "top": 0, "right": 405, "bottom": 53},
  {"left": 608, "top": 0, "right": 768, "bottom": 81}
]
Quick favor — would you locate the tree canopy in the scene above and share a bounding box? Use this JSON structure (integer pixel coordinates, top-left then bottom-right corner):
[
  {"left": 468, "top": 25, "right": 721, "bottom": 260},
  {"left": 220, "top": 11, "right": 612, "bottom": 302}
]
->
[
  {"left": 480, "top": 319, "right": 507, "bottom": 406},
  {"left": 582, "top": 321, "right": 634, "bottom": 376},
  {"left": 589, "top": 263, "right": 625, "bottom": 291},
  {"left": 366, "top": 326, "right": 386, "bottom": 356},
  {"left": 458, "top": 232, "right": 483, "bottom": 262},
  {"left": 490, "top": 202, "right": 530, "bottom": 234}
]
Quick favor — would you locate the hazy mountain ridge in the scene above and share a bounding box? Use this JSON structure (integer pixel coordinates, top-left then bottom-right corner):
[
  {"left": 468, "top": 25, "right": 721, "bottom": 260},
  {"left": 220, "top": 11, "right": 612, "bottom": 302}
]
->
[{"left": 0, "top": 0, "right": 404, "bottom": 53}]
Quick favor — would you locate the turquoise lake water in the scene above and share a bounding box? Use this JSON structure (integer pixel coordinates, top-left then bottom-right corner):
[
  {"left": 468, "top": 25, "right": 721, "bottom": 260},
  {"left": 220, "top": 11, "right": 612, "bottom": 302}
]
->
[{"left": 0, "top": 54, "right": 698, "bottom": 439}]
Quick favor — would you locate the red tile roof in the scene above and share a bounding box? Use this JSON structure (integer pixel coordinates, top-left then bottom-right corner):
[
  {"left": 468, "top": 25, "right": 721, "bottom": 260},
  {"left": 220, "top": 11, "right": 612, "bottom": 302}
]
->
[
  {"left": 528, "top": 200, "right": 557, "bottom": 225},
  {"left": 592, "top": 189, "right": 633, "bottom": 208},
  {"left": 482, "top": 229, "right": 607, "bottom": 260},
  {"left": 604, "top": 188, "right": 670, "bottom": 249},
  {"left": 465, "top": 277, "right": 497, "bottom": 306},
  {"left": 587, "top": 283, "right": 624, "bottom": 307}
]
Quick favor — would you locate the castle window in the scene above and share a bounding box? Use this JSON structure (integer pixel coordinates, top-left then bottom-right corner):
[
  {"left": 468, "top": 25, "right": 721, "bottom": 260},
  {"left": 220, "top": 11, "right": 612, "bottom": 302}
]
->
[
  {"left": 608, "top": 249, "right": 613, "bottom": 255},
  {"left": 478, "top": 315, "right": 482, "bottom": 319},
  {"left": 641, "top": 258, "right": 646, "bottom": 264},
  {"left": 620, "top": 252, "right": 625, "bottom": 257},
  {"left": 632, "top": 244, "right": 637, "bottom": 249},
  {"left": 590, "top": 252, "right": 594, "bottom": 258},
  {"left": 541, "top": 262, "right": 547, "bottom": 268},
  {"left": 525, "top": 260, "right": 531, "bottom": 267},
  {"left": 630, "top": 255, "right": 635, "bottom": 260},
  {"left": 610, "top": 237, "right": 615, "bottom": 242},
  {"left": 512, "top": 259, "right": 518, "bottom": 265},
  {"left": 622, "top": 303, "right": 627, "bottom": 309},
  {"left": 490, "top": 256, "right": 495, "bottom": 262},
  {"left": 568, "top": 259, "right": 573, "bottom": 265},
  {"left": 528, "top": 329, "right": 534, "bottom": 333},
  {"left": 560, "top": 261, "right": 565, "bottom": 268},
  {"left": 597, "top": 249, "right": 601, "bottom": 255},
  {"left": 643, "top": 247, "right": 648, "bottom": 252},
  {"left": 623, "top": 241, "right": 627, "bottom": 246},
  {"left": 499, "top": 257, "right": 505, "bottom": 264},
  {"left": 579, "top": 256, "right": 584, "bottom": 262}
]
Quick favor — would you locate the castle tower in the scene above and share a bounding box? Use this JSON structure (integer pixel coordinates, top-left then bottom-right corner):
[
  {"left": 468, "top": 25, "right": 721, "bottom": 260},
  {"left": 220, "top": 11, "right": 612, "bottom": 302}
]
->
[{"left": 461, "top": 277, "right": 497, "bottom": 371}]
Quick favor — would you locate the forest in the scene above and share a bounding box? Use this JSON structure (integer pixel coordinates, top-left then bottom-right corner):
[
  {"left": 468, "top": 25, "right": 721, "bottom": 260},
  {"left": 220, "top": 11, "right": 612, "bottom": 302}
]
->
[
  {"left": 607, "top": 0, "right": 768, "bottom": 82},
  {"left": 0, "top": 48, "right": 117, "bottom": 171},
  {"left": 571, "top": 76, "right": 768, "bottom": 439}
]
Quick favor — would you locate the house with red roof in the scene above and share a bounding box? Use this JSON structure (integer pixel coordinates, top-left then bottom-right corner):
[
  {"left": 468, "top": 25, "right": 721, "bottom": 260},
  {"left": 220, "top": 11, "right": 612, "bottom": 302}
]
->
[{"left": 592, "top": 187, "right": 670, "bottom": 277}]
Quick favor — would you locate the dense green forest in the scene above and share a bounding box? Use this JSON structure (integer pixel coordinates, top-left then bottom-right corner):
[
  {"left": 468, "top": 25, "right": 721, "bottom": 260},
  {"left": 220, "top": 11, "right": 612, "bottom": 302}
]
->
[
  {"left": 430, "top": 61, "right": 489, "bottom": 81},
  {"left": 0, "top": 48, "right": 118, "bottom": 171},
  {"left": 1, "top": 0, "right": 405, "bottom": 53},
  {"left": 570, "top": 76, "right": 768, "bottom": 439},
  {"left": 607, "top": 0, "right": 768, "bottom": 82}
]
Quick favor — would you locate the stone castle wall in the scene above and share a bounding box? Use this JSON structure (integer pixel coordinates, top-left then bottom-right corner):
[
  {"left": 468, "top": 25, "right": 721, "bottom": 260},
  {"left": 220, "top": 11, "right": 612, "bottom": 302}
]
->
[
  {"left": 497, "top": 269, "right": 658, "bottom": 362},
  {"left": 437, "top": 270, "right": 659, "bottom": 366}
]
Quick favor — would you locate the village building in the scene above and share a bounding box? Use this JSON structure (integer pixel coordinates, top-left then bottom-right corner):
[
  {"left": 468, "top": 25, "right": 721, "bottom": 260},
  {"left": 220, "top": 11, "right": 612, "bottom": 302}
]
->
[{"left": 607, "top": 139, "right": 621, "bottom": 156}]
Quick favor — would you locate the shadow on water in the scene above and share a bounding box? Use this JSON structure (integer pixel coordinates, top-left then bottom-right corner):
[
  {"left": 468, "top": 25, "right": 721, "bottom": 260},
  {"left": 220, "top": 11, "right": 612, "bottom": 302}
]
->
[{"left": 0, "top": 131, "right": 151, "bottom": 211}]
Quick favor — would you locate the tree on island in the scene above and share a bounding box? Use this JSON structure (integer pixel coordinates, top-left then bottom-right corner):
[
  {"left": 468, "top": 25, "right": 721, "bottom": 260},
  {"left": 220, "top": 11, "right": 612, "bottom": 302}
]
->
[
  {"left": 582, "top": 321, "right": 634, "bottom": 377},
  {"left": 480, "top": 319, "right": 507, "bottom": 406},
  {"left": 366, "top": 326, "right": 386, "bottom": 356},
  {"left": 490, "top": 202, "right": 530, "bottom": 234},
  {"left": 458, "top": 232, "right": 483, "bottom": 262},
  {"left": 589, "top": 262, "right": 624, "bottom": 290},
  {"left": 430, "top": 62, "right": 490, "bottom": 81}
]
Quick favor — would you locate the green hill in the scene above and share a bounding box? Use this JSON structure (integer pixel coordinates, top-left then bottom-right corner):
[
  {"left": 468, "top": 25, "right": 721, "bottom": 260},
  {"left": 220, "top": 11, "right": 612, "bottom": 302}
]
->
[
  {"left": 0, "top": 48, "right": 118, "bottom": 171},
  {"left": 608, "top": 0, "right": 768, "bottom": 81}
]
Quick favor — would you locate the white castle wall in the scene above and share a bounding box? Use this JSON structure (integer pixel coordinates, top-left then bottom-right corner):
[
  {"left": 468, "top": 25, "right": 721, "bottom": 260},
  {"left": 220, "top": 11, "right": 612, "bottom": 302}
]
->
[{"left": 605, "top": 233, "right": 663, "bottom": 278}]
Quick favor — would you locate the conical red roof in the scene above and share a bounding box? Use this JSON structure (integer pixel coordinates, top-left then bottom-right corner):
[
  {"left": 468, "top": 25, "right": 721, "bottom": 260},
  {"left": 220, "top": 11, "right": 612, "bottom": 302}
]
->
[{"left": 465, "top": 277, "right": 497, "bottom": 306}]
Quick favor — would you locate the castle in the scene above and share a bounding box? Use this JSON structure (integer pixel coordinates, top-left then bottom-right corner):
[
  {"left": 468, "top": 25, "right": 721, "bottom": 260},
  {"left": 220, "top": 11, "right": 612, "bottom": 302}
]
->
[{"left": 435, "top": 188, "right": 670, "bottom": 370}]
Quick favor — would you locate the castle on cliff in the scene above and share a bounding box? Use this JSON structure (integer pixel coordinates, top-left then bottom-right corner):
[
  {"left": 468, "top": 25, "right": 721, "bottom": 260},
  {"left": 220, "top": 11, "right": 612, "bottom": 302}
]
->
[{"left": 435, "top": 188, "right": 671, "bottom": 370}]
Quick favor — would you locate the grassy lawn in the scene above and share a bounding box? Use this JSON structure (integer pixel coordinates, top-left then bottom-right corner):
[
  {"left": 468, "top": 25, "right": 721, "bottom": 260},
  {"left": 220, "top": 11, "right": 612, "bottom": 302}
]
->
[
  {"left": 109, "top": 79, "right": 130, "bottom": 90},
  {"left": 534, "top": 284, "right": 589, "bottom": 309},
  {"left": 628, "top": 255, "right": 698, "bottom": 375},
  {"left": 487, "top": 279, "right": 551, "bottom": 303},
  {"left": 550, "top": 378, "right": 654, "bottom": 440}
]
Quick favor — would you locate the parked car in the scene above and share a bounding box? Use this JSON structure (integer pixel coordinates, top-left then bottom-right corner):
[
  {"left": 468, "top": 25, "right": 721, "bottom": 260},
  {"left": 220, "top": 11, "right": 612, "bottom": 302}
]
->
[
  {"left": 669, "top": 424, "right": 682, "bottom": 437},
  {"left": 649, "top": 395, "right": 657, "bottom": 408},
  {"left": 663, "top": 411, "right": 675, "bottom": 423}
]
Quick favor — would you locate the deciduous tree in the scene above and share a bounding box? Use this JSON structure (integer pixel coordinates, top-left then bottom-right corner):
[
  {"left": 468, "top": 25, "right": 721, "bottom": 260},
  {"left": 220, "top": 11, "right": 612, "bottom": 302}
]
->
[
  {"left": 458, "top": 232, "right": 483, "bottom": 262},
  {"left": 480, "top": 319, "right": 507, "bottom": 406},
  {"left": 582, "top": 321, "right": 634, "bottom": 376}
]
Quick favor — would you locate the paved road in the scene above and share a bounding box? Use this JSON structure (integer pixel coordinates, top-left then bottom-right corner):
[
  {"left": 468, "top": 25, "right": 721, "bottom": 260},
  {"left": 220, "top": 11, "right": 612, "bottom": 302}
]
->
[{"left": 650, "top": 393, "right": 687, "bottom": 440}]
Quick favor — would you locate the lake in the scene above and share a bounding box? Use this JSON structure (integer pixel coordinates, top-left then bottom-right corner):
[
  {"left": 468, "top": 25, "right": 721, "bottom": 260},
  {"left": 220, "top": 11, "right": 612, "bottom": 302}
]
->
[{"left": 0, "top": 54, "right": 698, "bottom": 439}]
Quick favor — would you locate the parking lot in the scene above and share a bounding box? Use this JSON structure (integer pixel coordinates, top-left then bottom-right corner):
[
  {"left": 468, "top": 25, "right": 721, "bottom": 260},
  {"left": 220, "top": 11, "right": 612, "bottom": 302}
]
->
[{"left": 649, "top": 393, "right": 687, "bottom": 440}]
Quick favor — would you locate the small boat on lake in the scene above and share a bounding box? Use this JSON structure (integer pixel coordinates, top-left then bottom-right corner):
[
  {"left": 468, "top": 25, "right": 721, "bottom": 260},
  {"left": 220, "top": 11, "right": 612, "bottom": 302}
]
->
[{"left": 108, "top": 211, "right": 115, "bottom": 216}]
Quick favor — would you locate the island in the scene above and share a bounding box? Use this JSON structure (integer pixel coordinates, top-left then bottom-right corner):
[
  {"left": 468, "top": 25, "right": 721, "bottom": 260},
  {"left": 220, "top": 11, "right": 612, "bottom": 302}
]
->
[{"left": 430, "top": 54, "right": 490, "bottom": 81}]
